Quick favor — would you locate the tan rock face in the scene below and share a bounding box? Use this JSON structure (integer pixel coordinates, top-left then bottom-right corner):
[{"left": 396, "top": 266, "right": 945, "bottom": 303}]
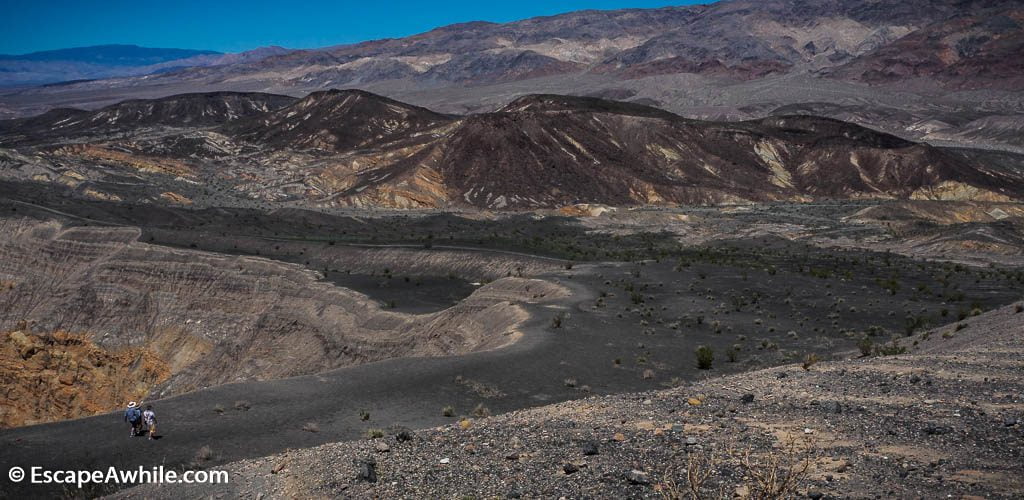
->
[
  {"left": 910, "top": 181, "right": 1013, "bottom": 202},
  {"left": 53, "top": 144, "right": 195, "bottom": 178},
  {"left": 159, "top": 192, "right": 193, "bottom": 205},
  {"left": 0, "top": 329, "right": 169, "bottom": 428}
]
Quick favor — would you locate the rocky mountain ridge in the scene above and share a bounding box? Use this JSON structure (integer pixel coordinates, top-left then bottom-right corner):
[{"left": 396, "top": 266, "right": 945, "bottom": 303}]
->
[{"left": 2, "top": 89, "right": 1023, "bottom": 210}]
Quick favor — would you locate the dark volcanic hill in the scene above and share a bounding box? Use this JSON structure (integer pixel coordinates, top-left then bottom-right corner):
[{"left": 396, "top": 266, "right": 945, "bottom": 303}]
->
[
  {"left": 424, "top": 95, "right": 1024, "bottom": 207},
  {"left": 2, "top": 90, "right": 1022, "bottom": 209},
  {"left": 0, "top": 92, "right": 297, "bottom": 145},
  {"left": 224, "top": 89, "right": 454, "bottom": 152}
]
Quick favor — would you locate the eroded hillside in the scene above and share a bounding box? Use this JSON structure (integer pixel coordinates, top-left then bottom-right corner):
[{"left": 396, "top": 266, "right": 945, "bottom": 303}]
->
[
  {"left": 2, "top": 91, "right": 1023, "bottom": 210},
  {"left": 0, "top": 217, "right": 567, "bottom": 425}
]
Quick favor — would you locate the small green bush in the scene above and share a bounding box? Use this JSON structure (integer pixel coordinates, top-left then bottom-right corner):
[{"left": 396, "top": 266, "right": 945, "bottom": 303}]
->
[{"left": 695, "top": 345, "right": 714, "bottom": 370}]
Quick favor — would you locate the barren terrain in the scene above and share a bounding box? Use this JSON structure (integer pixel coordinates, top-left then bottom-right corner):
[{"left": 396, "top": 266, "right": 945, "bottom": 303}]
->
[
  {"left": 0, "top": 1, "right": 1022, "bottom": 497},
  {"left": 114, "top": 303, "right": 1024, "bottom": 499}
]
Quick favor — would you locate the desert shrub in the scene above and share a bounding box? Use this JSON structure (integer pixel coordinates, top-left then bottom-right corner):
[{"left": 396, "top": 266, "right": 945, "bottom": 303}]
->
[
  {"left": 857, "top": 337, "right": 873, "bottom": 357},
  {"left": 442, "top": 405, "right": 456, "bottom": 417},
  {"left": 301, "top": 422, "right": 319, "bottom": 433},
  {"left": 359, "top": 409, "right": 370, "bottom": 421},
  {"left": 564, "top": 378, "right": 577, "bottom": 388},
  {"left": 695, "top": 346, "right": 714, "bottom": 370},
  {"left": 801, "top": 353, "right": 820, "bottom": 371},
  {"left": 904, "top": 315, "right": 927, "bottom": 336},
  {"left": 875, "top": 340, "right": 907, "bottom": 356},
  {"left": 190, "top": 446, "right": 215, "bottom": 469},
  {"left": 642, "top": 368, "right": 655, "bottom": 379},
  {"left": 472, "top": 403, "right": 491, "bottom": 418},
  {"left": 213, "top": 405, "right": 225, "bottom": 415},
  {"left": 365, "top": 428, "right": 384, "bottom": 439},
  {"left": 661, "top": 434, "right": 815, "bottom": 500},
  {"left": 737, "top": 436, "right": 815, "bottom": 499},
  {"left": 233, "top": 400, "right": 251, "bottom": 411}
]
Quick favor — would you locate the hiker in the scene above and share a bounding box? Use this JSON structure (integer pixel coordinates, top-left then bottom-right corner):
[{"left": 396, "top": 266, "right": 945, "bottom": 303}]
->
[
  {"left": 142, "top": 405, "right": 157, "bottom": 440},
  {"left": 124, "top": 401, "right": 142, "bottom": 437}
]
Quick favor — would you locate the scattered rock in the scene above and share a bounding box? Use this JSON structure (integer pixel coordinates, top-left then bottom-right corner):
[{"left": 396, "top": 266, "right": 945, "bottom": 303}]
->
[
  {"left": 356, "top": 458, "right": 377, "bottom": 483},
  {"left": 582, "top": 440, "right": 600, "bottom": 456},
  {"left": 625, "top": 469, "right": 650, "bottom": 485},
  {"left": 394, "top": 428, "right": 413, "bottom": 442},
  {"left": 924, "top": 424, "right": 952, "bottom": 435},
  {"left": 740, "top": 393, "right": 755, "bottom": 404},
  {"left": 375, "top": 441, "right": 390, "bottom": 453}
]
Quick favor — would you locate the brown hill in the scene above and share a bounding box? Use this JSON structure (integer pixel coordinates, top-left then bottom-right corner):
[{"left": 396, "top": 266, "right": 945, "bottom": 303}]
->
[
  {"left": 224, "top": 89, "right": 455, "bottom": 152},
  {"left": 319, "top": 94, "right": 1024, "bottom": 208},
  {"left": 0, "top": 91, "right": 296, "bottom": 145},
  {"left": 3, "top": 90, "right": 1024, "bottom": 209}
]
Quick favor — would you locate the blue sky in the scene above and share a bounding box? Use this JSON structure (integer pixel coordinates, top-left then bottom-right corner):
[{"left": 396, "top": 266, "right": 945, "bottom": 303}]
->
[{"left": 0, "top": 0, "right": 705, "bottom": 55}]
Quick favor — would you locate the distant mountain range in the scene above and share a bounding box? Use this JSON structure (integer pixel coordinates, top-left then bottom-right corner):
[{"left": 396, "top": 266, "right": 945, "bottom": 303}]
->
[
  {"left": 6, "top": 0, "right": 1020, "bottom": 90},
  {"left": 0, "top": 44, "right": 290, "bottom": 87},
  {"left": 2, "top": 89, "right": 1022, "bottom": 209},
  {"left": 0, "top": 0, "right": 1021, "bottom": 154}
]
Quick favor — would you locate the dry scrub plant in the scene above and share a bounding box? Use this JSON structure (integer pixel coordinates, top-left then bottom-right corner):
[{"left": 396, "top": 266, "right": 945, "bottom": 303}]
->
[{"left": 660, "top": 434, "right": 817, "bottom": 500}]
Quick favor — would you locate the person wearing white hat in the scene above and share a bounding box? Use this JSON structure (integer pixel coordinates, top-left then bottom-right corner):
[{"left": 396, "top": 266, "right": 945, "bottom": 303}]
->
[{"left": 124, "top": 401, "right": 143, "bottom": 437}]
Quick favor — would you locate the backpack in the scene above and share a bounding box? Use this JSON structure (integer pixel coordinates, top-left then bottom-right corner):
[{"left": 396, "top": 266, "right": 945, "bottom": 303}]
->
[{"left": 127, "top": 407, "right": 141, "bottom": 423}]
